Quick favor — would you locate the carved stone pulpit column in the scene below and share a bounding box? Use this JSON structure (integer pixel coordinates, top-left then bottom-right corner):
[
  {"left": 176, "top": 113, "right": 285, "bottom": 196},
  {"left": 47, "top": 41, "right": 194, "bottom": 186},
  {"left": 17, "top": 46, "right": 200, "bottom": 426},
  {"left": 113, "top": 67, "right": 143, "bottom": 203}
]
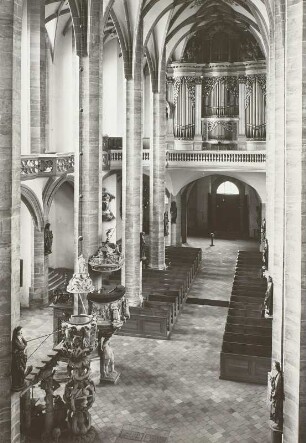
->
[
  {"left": 87, "top": 285, "right": 129, "bottom": 384},
  {"left": 61, "top": 314, "right": 97, "bottom": 442}
]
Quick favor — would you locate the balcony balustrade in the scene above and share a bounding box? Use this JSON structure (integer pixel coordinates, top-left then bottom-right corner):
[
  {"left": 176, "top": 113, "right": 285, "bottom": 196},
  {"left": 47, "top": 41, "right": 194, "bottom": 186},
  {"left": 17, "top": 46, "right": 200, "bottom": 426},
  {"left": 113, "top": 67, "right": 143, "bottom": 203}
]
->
[
  {"left": 105, "top": 149, "right": 265, "bottom": 171},
  {"left": 20, "top": 148, "right": 266, "bottom": 180},
  {"left": 166, "top": 150, "right": 265, "bottom": 170},
  {"left": 21, "top": 153, "right": 74, "bottom": 180}
]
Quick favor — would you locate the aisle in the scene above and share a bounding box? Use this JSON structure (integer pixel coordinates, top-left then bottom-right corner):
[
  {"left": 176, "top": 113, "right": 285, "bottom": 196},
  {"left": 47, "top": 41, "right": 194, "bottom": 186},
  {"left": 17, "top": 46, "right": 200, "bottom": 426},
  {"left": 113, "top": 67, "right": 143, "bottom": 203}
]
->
[{"left": 21, "top": 238, "right": 269, "bottom": 443}]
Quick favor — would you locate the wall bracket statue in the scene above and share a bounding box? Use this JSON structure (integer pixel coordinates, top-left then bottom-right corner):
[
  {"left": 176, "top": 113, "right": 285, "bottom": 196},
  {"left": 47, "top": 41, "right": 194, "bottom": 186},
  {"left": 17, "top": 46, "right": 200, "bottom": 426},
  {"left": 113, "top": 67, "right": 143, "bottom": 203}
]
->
[
  {"left": 164, "top": 211, "right": 169, "bottom": 236},
  {"left": 102, "top": 188, "right": 115, "bottom": 222},
  {"left": 44, "top": 223, "right": 53, "bottom": 256},
  {"left": 268, "top": 361, "right": 284, "bottom": 432},
  {"left": 11, "top": 326, "right": 33, "bottom": 392},
  {"left": 170, "top": 201, "right": 178, "bottom": 224}
]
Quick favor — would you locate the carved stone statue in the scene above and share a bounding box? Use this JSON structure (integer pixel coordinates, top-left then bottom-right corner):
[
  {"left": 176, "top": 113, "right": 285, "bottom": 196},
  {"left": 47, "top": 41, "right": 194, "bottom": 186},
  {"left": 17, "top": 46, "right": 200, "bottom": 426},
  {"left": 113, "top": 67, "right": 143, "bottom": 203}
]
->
[
  {"left": 164, "top": 211, "right": 169, "bottom": 236},
  {"left": 262, "top": 238, "right": 269, "bottom": 269},
  {"left": 269, "top": 361, "right": 284, "bottom": 431},
  {"left": 262, "top": 276, "right": 273, "bottom": 318},
  {"left": 170, "top": 201, "right": 178, "bottom": 224},
  {"left": 44, "top": 223, "right": 53, "bottom": 256},
  {"left": 140, "top": 232, "right": 146, "bottom": 261},
  {"left": 261, "top": 218, "right": 266, "bottom": 244},
  {"left": 99, "top": 338, "right": 117, "bottom": 382},
  {"left": 11, "top": 326, "right": 33, "bottom": 391},
  {"left": 102, "top": 188, "right": 115, "bottom": 222}
]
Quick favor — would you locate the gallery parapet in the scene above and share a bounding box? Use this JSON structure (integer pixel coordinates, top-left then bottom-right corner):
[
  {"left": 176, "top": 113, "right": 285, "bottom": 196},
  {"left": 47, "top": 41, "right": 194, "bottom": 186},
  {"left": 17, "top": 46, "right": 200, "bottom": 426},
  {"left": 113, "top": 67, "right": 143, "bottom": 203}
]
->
[{"left": 21, "top": 153, "right": 74, "bottom": 180}]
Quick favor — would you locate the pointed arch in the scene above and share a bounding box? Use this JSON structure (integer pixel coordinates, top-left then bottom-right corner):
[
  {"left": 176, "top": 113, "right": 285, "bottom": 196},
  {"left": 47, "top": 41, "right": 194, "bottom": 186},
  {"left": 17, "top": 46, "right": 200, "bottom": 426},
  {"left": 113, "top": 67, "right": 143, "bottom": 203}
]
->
[
  {"left": 43, "top": 174, "right": 75, "bottom": 217},
  {"left": 21, "top": 185, "right": 45, "bottom": 231}
]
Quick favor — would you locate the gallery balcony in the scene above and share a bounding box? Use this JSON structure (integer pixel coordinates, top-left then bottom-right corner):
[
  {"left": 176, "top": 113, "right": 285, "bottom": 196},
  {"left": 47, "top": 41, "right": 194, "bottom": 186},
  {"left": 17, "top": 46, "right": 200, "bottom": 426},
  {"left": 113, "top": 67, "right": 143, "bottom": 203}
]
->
[
  {"left": 20, "top": 147, "right": 266, "bottom": 181},
  {"left": 21, "top": 153, "right": 74, "bottom": 180},
  {"left": 104, "top": 149, "right": 266, "bottom": 172}
]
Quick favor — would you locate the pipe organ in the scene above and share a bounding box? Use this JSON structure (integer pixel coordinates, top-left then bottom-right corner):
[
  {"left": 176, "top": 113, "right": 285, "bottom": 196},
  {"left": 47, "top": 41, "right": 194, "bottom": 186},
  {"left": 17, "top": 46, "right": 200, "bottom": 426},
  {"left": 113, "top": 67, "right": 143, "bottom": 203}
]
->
[
  {"left": 202, "top": 77, "right": 239, "bottom": 117},
  {"left": 168, "top": 62, "right": 266, "bottom": 150},
  {"left": 173, "top": 77, "right": 195, "bottom": 139},
  {"left": 243, "top": 75, "right": 266, "bottom": 140}
]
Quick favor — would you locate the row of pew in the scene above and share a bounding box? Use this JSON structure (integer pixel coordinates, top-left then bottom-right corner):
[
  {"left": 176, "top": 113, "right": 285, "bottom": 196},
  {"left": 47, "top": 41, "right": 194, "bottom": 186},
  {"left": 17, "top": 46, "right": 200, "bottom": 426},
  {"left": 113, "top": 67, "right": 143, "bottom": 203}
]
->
[
  {"left": 220, "top": 250, "right": 272, "bottom": 384},
  {"left": 113, "top": 246, "right": 202, "bottom": 339}
]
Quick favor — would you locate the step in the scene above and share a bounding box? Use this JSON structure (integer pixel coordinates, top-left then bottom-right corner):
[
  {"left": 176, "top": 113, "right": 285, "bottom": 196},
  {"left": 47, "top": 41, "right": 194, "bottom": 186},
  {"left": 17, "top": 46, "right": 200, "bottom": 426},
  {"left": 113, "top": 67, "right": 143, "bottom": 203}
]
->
[{"left": 225, "top": 323, "right": 272, "bottom": 336}]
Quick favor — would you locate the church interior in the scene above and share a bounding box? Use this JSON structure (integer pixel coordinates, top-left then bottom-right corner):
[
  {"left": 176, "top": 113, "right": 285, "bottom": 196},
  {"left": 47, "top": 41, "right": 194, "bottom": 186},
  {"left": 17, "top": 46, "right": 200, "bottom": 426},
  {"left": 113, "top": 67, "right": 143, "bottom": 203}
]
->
[{"left": 1, "top": 0, "right": 305, "bottom": 442}]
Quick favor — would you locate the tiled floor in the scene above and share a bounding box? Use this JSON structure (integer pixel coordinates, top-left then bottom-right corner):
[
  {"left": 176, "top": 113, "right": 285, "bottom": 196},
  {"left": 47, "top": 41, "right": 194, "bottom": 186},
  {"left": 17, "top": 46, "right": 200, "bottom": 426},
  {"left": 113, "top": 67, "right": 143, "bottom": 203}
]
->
[{"left": 21, "top": 238, "right": 269, "bottom": 443}]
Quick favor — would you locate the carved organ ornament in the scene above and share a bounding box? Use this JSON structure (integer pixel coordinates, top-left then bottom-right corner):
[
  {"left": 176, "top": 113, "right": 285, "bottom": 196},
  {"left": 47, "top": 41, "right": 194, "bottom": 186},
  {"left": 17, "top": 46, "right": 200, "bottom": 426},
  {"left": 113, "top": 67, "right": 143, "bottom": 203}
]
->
[{"left": 169, "top": 73, "right": 266, "bottom": 141}]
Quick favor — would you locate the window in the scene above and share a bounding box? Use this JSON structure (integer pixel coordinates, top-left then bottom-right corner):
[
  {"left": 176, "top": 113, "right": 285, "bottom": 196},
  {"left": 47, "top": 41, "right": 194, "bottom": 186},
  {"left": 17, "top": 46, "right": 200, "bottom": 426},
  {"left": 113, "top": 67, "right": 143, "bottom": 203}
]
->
[{"left": 216, "top": 181, "right": 239, "bottom": 195}]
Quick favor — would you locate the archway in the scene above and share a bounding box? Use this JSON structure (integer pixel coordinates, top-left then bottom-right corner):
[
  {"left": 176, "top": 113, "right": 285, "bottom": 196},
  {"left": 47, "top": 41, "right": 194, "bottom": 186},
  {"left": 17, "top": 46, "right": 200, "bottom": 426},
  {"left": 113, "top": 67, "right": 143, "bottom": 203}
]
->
[
  {"left": 186, "top": 174, "right": 262, "bottom": 240},
  {"left": 20, "top": 185, "right": 46, "bottom": 307},
  {"left": 215, "top": 181, "right": 240, "bottom": 235},
  {"left": 47, "top": 181, "right": 74, "bottom": 271}
]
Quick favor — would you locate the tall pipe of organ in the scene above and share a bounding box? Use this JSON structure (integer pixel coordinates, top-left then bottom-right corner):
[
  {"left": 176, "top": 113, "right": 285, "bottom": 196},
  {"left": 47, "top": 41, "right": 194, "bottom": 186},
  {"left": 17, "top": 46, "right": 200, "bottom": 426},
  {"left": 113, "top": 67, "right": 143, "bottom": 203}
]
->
[
  {"left": 174, "top": 78, "right": 195, "bottom": 139},
  {"left": 245, "top": 76, "right": 266, "bottom": 139},
  {"left": 171, "top": 70, "right": 266, "bottom": 142}
]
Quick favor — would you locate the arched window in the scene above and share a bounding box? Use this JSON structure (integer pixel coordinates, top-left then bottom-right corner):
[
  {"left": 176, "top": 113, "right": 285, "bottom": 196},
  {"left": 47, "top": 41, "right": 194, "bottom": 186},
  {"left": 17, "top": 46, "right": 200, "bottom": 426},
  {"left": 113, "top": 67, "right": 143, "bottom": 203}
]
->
[{"left": 216, "top": 181, "right": 239, "bottom": 195}]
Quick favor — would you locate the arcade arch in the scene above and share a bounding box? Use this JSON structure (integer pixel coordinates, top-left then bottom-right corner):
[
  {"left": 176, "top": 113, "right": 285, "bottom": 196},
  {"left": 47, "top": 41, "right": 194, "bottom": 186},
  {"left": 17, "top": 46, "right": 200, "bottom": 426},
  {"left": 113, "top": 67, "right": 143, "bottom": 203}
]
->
[{"left": 183, "top": 174, "right": 262, "bottom": 241}]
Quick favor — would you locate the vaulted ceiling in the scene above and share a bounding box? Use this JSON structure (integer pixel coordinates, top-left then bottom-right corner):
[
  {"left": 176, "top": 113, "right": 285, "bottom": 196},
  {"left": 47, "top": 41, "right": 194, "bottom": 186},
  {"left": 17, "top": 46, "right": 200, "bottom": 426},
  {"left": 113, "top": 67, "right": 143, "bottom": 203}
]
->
[{"left": 45, "top": 0, "right": 271, "bottom": 70}]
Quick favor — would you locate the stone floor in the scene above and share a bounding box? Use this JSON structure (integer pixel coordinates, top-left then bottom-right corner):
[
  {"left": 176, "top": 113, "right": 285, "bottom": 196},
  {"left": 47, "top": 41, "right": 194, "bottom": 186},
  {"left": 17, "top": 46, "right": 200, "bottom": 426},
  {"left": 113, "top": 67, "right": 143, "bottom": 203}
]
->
[{"left": 21, "top": 237, "right": 269, "bottom": 443}]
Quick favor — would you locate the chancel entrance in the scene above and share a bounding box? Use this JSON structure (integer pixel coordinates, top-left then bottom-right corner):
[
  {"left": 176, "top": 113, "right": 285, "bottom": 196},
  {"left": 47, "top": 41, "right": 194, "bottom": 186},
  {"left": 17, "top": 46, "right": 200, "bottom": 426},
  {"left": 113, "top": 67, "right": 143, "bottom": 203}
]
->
[
  {"left": 186, "top": 175, "right": 261, "bottom": 240},
  {"left": 215, "top": 181, "right": 241, "bottom": 237}
]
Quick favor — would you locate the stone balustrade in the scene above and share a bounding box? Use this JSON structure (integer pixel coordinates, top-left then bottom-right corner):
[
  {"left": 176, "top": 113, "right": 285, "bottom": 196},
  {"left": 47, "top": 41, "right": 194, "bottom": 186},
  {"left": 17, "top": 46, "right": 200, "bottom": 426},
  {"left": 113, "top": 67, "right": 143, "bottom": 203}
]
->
[
  {"left": 21, "top": 153, "right": 74, "bottom": 180},
  {"left": 106, "top": 149, "right": 266, "bottom": 171},
  {"left": 166, "top": 150, "right": 265, "bottom": 170},
  {"left": 21, "top": 149, "right": 266, "bottom": 178}
]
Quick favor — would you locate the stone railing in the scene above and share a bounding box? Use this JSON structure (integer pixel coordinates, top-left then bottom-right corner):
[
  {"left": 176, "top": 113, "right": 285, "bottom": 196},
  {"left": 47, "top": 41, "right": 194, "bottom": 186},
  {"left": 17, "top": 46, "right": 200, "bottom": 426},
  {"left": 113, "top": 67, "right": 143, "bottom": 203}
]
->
[
  {"left": 21, "top": 149, "right": 266, "bottom": 178},
  {"left": 104, "top": 149, "right": 265, "bottom": 170},
  {"left": 166, "top": 150, "right": 266, "bottom": 170},
  {"left": 21, "top": 153, "right": 74, "bottom": 180},
  {"left": 106, "top": 150, "right": 150, "bottom": 169}
]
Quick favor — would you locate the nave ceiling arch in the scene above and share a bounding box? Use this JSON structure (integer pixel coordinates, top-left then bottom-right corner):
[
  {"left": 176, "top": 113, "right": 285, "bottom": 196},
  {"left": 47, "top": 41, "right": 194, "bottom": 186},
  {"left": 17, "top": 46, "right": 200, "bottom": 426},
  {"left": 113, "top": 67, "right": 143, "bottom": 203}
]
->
[{"left": 45, "top": 0, "right": 273, "bottom": 84}]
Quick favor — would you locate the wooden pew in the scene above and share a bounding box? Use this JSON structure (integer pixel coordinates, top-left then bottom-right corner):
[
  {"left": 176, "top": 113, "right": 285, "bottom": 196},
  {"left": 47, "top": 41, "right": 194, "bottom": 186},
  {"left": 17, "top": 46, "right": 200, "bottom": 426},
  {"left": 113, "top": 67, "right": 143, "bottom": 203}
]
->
[{"left": 118, "top": 306, "right": 170, "bottom": 339}]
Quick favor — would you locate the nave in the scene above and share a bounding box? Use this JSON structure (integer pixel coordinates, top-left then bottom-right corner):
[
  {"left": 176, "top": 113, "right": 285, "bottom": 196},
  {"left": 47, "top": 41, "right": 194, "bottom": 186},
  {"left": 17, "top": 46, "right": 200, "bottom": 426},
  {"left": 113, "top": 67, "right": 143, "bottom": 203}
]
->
[{"left": 21, "top": 239, "right": 268, "bottom": 443}]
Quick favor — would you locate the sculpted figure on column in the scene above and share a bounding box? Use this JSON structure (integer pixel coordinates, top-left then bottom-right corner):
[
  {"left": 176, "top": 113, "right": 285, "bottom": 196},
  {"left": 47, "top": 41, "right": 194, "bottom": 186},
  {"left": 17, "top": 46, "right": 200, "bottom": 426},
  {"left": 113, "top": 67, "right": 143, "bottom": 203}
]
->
[
  {"left": 261, "top": 218, "right": 266, "bottom": 244},
  {"left": 170, "top": 201, "right": 178, "bottom": 224},
  {"left": 262, "top": 276, "right": 273, "bottom": 318},
  {"left": 164, "top": 211, "right": 169, "bottom": 236},
  {"left": 11, "top": 326, "right": 33, "bottom": 391},
  {"left": 269, "top": 361, "right": 284, "bottom": 431},
  {"left": 44, "top": 222, "right": 53, "bottom": 255}
]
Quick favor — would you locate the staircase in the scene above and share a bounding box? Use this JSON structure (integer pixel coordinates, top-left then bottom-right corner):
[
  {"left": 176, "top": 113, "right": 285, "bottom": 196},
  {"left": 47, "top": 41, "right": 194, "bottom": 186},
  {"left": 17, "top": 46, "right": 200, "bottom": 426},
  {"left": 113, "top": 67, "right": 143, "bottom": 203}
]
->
[
  {"left": 220, "top": 250, "right": 272, "bottom": 384},
  {"left": 48, "top": 268, "right": 69, "bottom": 292}
]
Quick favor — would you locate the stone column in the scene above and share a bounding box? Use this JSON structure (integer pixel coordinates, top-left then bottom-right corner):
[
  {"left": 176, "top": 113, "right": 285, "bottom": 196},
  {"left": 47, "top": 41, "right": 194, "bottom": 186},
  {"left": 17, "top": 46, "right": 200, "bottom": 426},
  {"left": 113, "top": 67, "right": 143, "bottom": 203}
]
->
[
  {"left": 28, "top": 0, "right": 46, "bottom": 153},
  {"left": 181, "top": 191, "right": 188, "bottom": 244},
  {"left": 166, "top": 78, "right": 175, "bottom": 150},
  {"left": 0, "top": 1, "right": 22, "bottom": 440},
  {"left": 29, "top": 227, "right": 46, "bottom": 307},
  {"left": 149, "top": 96, "right": 165, "bottom": 264},
  {"left": 76, "top": 2, "right": 103, "bottom": 308},
  {"left": 194, "top": 80, "right": 202, "bottom": 150},
  {"left": 238, "top": 82, "right": 246, "bottom": 149},
  {"left": 271, "top": 2, "right": 285, "bottom": 370},
  {"left": 175, "top": 193, "right": 182, "bottom": 246},
  {"left": 122, "top": 25, "right": 143, "bottom": 306},
  {"left": 165, "top": 203, "right": 171, "bottom": 247},
  {"left": 281, "top": 1, "right": 306, "bottom": 440},
  {"left": 171, "top": 196, "right": 176, "bottom": 246},
  {"left": 149, "top": 57, "right": 167, "bottom": 269}
]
